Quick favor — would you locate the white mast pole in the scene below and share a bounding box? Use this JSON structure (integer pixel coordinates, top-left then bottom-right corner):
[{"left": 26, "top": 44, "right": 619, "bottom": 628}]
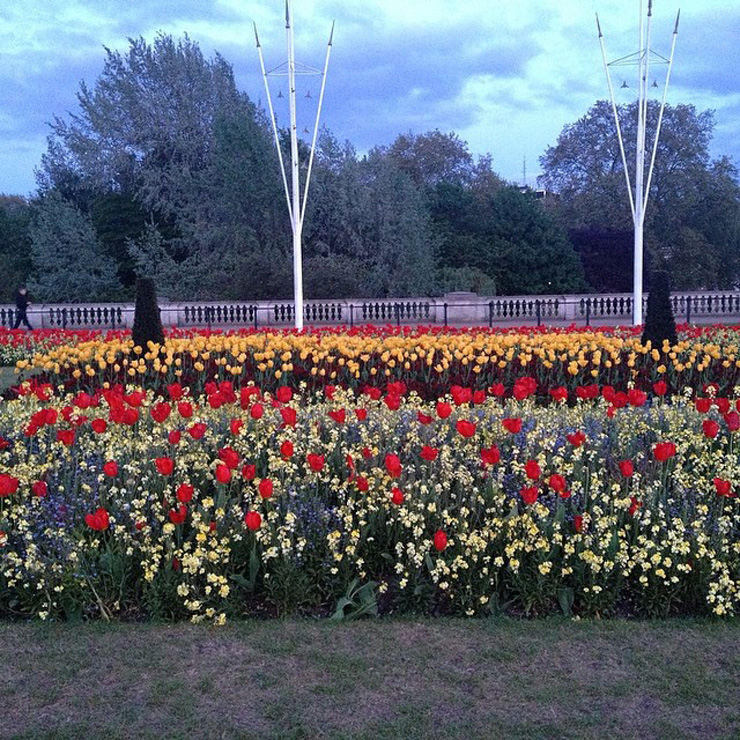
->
[
  {"left": 301, "top": 22, "right": 334, "bottom": 224},
  {"left": 285, "top": 0, "right": 304, "bottom": 331},
  {"left": 254, "top": 24, "right": 293, "bottom": 223},
  {"left": 597, "top": 14, "right": 636, "bottom": 221},
  {"left": 633, "top": 0, "right": 647, "bottom": 325},
  {"left": 598, "top": 0, "right": 679, "bottom": 327},
  {"left": 255, "top": 2, "right": 333, "bottom": 331}
]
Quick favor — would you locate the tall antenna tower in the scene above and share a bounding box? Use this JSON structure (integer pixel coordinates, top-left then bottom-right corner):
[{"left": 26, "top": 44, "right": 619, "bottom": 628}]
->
[
  {"left": 596, "top": 0, "right": 679, "bottom": 325},
  {"left": 255, "top": 1, "right": 334, "bottom": 330}
]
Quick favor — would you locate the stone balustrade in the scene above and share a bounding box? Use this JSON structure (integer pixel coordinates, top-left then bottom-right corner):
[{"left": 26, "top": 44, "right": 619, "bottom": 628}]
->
[{"left": 1, "top": 290, "right": 739, "bottom": 330}]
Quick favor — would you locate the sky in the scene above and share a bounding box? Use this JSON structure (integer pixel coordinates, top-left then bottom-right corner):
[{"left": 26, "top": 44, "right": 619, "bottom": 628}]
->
[{"left": 1, "top": 0, "right": 738, "bottom": 196}]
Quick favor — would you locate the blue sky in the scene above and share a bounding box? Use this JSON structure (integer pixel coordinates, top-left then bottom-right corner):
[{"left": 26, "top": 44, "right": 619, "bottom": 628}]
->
[{"left": 1, "top": 0, "right": 738, "bottom": 196}]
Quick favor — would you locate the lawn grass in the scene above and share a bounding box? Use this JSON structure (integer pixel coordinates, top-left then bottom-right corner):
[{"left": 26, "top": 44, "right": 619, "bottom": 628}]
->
[{"left": 2, "top": 618, "right": 739, "bottom": 740}]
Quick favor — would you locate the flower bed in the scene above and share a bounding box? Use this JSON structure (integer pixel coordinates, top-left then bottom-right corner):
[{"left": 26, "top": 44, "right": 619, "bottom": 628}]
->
[
  {"left": 1, "top": 363, "right": 739, "bottom": 622},
  {"left": 12, "top": 323, "right": 740, "bottom": 400}
]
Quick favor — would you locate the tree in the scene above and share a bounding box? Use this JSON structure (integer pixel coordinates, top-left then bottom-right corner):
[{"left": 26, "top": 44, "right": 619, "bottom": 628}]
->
[
  {"left": 28, "top": 192, "right": 121, "bottom": 302},
  {"left": 38, "top": 34, "right": 283, "bottom": 300},
  {"left": 302, "top": 134, "right": 438, "bottom": 298},
  {"left": 0, "top": 196, "right": 33, "bottom": 302},
  {"left": 479, "top": 188, "right": 587, "bottom": 295},
  {"left": 539, "top": 100, "right": 740, "bottom": 290},
  {"left": 642, "top": 271, "right": 677, "bottom": 348},
  {"left": 132, "top": 277, "right": 164, "bottom": 349}
]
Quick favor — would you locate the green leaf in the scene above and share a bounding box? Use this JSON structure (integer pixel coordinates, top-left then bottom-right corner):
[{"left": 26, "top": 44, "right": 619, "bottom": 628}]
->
[{"left": 557, "top": 587, "right": 575, "bottom": 617}]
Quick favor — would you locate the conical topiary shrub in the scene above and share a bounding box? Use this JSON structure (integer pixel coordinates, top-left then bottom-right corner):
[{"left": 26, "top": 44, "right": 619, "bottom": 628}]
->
[
  {"left": 641, "top": 270, "right": 678, "bottom": 349},
  {"left": 132, "top": 277, "right": 164, "bottom": 350}
]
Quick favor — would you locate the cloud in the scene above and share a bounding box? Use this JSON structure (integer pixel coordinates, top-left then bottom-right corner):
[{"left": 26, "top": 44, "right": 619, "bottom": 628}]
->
[{"left": 0, "top": 0, "right": 737, "bottom": 194}]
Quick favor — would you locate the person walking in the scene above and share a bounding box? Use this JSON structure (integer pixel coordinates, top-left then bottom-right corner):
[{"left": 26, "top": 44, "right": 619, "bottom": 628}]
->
[{"left": 13, "top": 286, "right": 32, "bottom": 330}]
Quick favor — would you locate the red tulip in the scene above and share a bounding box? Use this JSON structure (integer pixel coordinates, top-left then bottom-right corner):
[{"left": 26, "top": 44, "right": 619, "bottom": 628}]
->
[
  {"left": 355, "top": 476, "right": 369, "bottom": 492},
  {"left": 215, "top": 465, "right": 232, "bottom": 483},
  {"left": 433, "top": 529, "right": 448, "bottom": 552},
  {"left": 245, "top": 510, "right": 262, "bottom": 531},
  {"left": 150, "top": 401, "right": 171, "bottom": 423},
  {"left": 280, "top": 440, "right": 294, "bottom": 459},
  {"left": 0, "top": 474, "right": 20, "bottom": 497},
  {"left": 355, "top": 408, "right": 368, "bottom": 421},
  {"left": 502, "top": 417, "right": 522, "bottom": 434},
  {"left": 391, "top": 487, "right": 404, "bottom": 505},
  {"left": 436, "top": 401, "right": 452, "bottom": 419},
  {"left": 167, "top": 382, "right": 184, "bottom": 401},
  {"left": 276, "top": 386, "right": 293, "bottom": 403},
  {"left": 155, "top": 457, "right": 174, "bottom": 475},
  {"left": 103, "top": 461, "right": 118, "bottom": 477},
  {"left": 524, "top": 460, "right": 541, "bottom": 480},
  {"left": 177, "top": 401, "right": 194, "bottom": 418},
  {"left": 73, "top": 391, "right": 93, "bottom": 409},
  {"left": 574, "top": 515, "right": 583, "bottom": 533},
  {"left": 548, "top": 473, "right": 567, "bottom": 493},
  {"left": 188, "top": 422, "right": 207, "bottom": 440},
  {"left": 695, "top": 398, "right": 711, "bottom": 414},
  {"left": 230, "top": 418, "right": 244, "bottom": 436},
  {"left": 32, "top": 480, "right": 48, "bottom": 497},
  {"left": 628, "top": 389, "right": 647, "bottom": 407},
  {"left": 549, "top": 386, "right": 568, "bottom": 402},
  {"left": 724, "top": 411, "right": 740, "bottom": 432},
  {"left": 307, "top": 453, "right": 325, "bottom": 472},
  {"left": 456, "top": 420, "right": 477, "bottom": 438},
  {"left": 417, "top": 412, "right": 433, "bottom": 425},
  {"left": 176, "top": 483, "right": 194, "bottom": 503},
  {"left": 218, "top": 446, "right": 240, "bottom": 469},
  {"left": 451, "top": 386, "right": 472, "bottom": 406},
  {"left": 169, "top": 504, "right": 187, "bottom": 525},
  {"left": 653, "top": 381, "right": 668, "bottom": 396},
  {"left": 619, "top": 460, "right": 635, "bottom": 478},
  {"left": 566, "top": 431, "right": 586, "bottom": 447},
  {"left": 653, "top": 442, "right": 676, "bottom": 462},
  {"left": 420, "top": 445, "right": 438, "bottom": 461},
  {"left": 489, "top": 383, "right": 506, "bottom": 397},
  {"left": 85, "top": 507, "right": 110, "bottom": 531},
  {"left": 91, "top": 418, "right": 107, "bottom": 434},
  {"left": 480, "top": 445, "right": 500, "bottom": 466},
  {"left": 513, "top": 376, "right": 537, "bottom": 400},
  {"left": 242, "top": 464, "right": 257, "bottom": 481},
  {"left": 258, "top": 478, "right": 274, "bottom": 499},
  {"left": 56, "top": 429, "right": 75, "bottom": 446},
  {"left": 280, "top": 407, "right": 297, "bottom": 427},
  {"left": 703, "top": 419, "right": 720, "bottom": 439},
  {"left": 714, "top": 478, "right": 735, "bottom": 498},
  {"left": 250, "top": 403, "right": 264, "bottom": 420},
  {"left": 385, "top": 453, "right": 402, "bottom": 478},
  {"left": 384, "top": 394, "right": 401, "bottom": 411},
  {"left": 628, "top": 496, "right": 642, "bottom": 516},
  {"left": 329, "top": 408, "right": 346, "bottom": 424},
  {"left": 520, "top": 485, "right": 539, "bottom": 505}
]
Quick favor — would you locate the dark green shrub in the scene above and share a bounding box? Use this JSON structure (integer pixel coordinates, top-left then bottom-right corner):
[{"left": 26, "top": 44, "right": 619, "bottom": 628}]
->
[
  {"left": 642, "top": 270, "right": 678, "bottom": 348},
  {"left": 132, "top": 277, "right": 164, "bottom": 349}
]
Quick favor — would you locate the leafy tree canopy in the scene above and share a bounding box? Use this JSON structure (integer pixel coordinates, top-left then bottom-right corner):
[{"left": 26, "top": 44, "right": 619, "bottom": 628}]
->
[{"left": 539, "top": 100, "right": 740, "bottom": 290}]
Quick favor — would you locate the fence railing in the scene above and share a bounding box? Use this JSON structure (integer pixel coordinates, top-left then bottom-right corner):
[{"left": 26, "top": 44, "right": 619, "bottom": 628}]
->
[{"left": 3, "top": 290, "right": 740, "bottom": 330}]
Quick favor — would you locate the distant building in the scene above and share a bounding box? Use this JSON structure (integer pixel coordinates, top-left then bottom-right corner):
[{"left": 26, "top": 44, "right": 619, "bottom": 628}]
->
[{"left": 518, "top": 186, "right": 559, "bottom": 201}]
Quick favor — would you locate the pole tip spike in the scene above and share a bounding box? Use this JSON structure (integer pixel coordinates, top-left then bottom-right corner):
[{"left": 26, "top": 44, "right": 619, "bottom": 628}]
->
[
  {"left": 328, "top": 20, "right": 335, "bottom": 46},
  {"left": 674, "top": 9, "right": 681, "bottom": 33},
  {"left": 595, "top": 13, "right": 602, "bottom": 37},
  {"left": 253, "top": 22, "right": 260, "bottom": 47}
]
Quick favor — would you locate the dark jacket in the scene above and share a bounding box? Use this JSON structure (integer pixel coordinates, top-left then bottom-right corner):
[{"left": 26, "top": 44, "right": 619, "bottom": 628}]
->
[{"left": 15, "top": 290, "right": 30, "bottom": 310}]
